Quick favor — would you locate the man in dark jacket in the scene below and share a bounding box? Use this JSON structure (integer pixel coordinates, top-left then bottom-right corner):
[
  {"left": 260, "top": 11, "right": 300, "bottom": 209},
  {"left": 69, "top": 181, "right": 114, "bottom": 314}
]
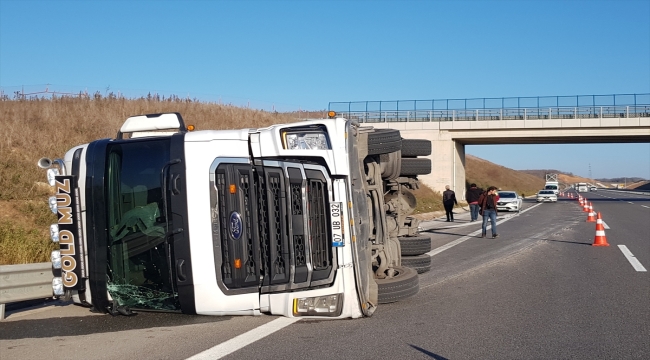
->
[
  {"left": 478, "top": 186, "right": 500, "bottom": 238},
  {"left": 442, "top": 185, "right": 458, "bottom": 222},
  {"left": 465, "top": 183, "right": 483, "bottom": 222}
]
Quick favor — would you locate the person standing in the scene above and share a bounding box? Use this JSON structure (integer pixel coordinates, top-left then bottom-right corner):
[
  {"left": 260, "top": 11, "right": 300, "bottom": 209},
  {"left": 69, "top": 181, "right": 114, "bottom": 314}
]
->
[
  {"left": 442, "top": 185, "right": 458, "bottom": 222},
  {"left": 478, "top": 186, "right": 500, "bottom": 238},
  {"left": 465, "top": 183, "right": 483, "bottom": 222}
]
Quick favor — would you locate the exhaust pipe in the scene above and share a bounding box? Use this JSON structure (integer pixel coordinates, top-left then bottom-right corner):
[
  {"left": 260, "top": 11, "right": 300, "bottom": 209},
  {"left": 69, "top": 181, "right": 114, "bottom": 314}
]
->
[{"left": 38, "top": 157, "right": 53, "bottom": 169}]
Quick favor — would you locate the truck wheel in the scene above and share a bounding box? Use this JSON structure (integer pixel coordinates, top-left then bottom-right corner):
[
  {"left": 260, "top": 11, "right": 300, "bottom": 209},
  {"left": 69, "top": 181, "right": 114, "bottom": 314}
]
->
[
  {"left": 401, "top": 254, "right": 432, "bottom": 274},
  {"left": 367, "top": 129, "right": 402, "bottom": 155},
  {"left": 401, "top": 139, "right": 432, "bottom": 157},
  {"left": 400, "top": 158, "right": 431, "bottom": 176},
  {"left": 399, "top": 235, "right": 431, "bottom": 256},
  {"left": 377, "top": 266, "right": 419, "bottom": 304}
]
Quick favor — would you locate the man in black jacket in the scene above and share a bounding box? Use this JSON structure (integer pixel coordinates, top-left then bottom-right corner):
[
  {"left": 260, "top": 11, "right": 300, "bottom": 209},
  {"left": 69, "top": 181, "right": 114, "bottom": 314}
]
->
[
  {"left": 442, "top": 185, "right": 458, "bottom": 222},
  {"left": 478, "top": 186, "right": 500, "bottom": 238},
  {"left": 465, "top": 183, "right": 483, "bottom": 222}
]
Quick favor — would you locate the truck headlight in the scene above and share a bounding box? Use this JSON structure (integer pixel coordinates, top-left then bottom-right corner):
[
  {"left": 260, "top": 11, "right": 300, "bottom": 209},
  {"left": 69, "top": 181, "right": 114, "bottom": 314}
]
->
[
  {"left": 48, "top": 196, "right": 58, "bottom": 214},
  {"left": 50, "top": 224, "right": 60, "bottom": 242},
  {"left": 293, "top": 294, "right": 343, "bottom": 317},
  {"left": 281, "top": 126, "right": 331, "bottom": 150},
  {"left": 46, "top": 168, "right": 60, "bottom": 186},
  {"left": 52, "top": 277, "right": 65, "bottom": 296},
  {"left": 51, "top": 250, "right": 62, "bottom": 269}
]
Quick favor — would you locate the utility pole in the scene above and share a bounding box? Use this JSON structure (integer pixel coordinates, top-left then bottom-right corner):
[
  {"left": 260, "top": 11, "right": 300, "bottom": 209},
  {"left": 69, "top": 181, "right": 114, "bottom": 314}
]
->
[{"left": 588, "top": 163, "right": 592, "bottom": 179}]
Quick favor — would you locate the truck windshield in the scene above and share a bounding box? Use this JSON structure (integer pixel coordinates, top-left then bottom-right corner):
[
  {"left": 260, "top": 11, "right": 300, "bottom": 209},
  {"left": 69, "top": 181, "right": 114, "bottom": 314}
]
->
[{"left": 104, "top": 139, "right": 180, "bottom": 311}]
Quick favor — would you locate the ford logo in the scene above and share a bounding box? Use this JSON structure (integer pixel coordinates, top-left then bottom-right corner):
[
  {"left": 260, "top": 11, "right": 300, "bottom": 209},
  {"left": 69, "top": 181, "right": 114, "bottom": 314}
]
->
[{"left": 230, "top": 212, "right": 243, "bottom": 240}]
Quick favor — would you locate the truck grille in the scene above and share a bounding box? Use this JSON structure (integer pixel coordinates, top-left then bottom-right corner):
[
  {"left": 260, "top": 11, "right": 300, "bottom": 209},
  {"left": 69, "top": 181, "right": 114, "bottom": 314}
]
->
[
  {"left": 215, "top": 165, "right": 260, "bottom": 289},
  {"left": 212, "top": 162, "right": 334, "bottom": 292},
  {"left": 308, "top": 179, "right": 331, "bottom": 271}
]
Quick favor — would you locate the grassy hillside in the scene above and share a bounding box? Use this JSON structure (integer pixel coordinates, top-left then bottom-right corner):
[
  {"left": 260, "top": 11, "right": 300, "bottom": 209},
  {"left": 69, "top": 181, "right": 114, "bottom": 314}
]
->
[
  {"left": 0, "top": 97, "right": 543, "bottom": 264},
  {"left": 465, "top": 155, "right": 546, "bottom": 197}
]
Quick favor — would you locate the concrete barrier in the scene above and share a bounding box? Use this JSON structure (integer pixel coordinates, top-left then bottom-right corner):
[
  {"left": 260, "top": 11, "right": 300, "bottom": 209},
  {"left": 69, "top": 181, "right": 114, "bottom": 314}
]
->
[{"left": 0, "top": 262, "right": 53, "bottom": 320}]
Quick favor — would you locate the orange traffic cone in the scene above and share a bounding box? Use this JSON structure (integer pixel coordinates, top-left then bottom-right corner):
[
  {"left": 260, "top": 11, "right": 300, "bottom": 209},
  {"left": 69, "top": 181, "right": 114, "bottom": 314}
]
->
[
  {"left": 582, "top": 201, "right": 589, "bottom": 212},
  {"left": 586, "top": 203, "right": 596, "bottom": 222},
  {"left": 593, "top": 212, "right": 609, "bottom": 246}
]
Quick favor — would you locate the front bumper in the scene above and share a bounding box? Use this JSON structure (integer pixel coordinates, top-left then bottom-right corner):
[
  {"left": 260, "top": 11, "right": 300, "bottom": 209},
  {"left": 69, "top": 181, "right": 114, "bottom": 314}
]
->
[
  {"left": 496, "top": 202, "right": 519, "bottom": 211},
  {"left": 536, "top": 197, "right": 557, "bottom": 202}
]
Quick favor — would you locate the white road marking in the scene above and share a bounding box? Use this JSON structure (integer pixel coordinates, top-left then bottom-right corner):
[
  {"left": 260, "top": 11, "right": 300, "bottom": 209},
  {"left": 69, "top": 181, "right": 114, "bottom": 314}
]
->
[
  {"left": 628, "top": 202, "right": 634, "bottom": 204},
  {"left": 642, "top": 205, "right": 650, "bottom": 209},
  {"left": 426, "top": 203, "right": 544, "bottom": 257},
  {"left": 602, "top": 221, "right": 610, "bottom": 229},
  {"left": 617, "top": 245, "right": 648, "bottom": 272},
  {"left": 186, "top": 317, "right": 301, "bottom": 360}
]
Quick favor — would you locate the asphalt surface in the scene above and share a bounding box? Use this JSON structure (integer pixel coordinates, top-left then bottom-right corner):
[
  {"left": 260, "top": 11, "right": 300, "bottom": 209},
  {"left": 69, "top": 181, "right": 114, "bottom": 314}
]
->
[{"left": 1, "top": 190, "right": 648, "bottom": 359}]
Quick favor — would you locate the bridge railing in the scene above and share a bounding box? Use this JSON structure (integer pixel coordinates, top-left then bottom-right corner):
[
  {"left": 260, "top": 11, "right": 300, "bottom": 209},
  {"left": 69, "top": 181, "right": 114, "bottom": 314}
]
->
[{"left": 335, "top": 105, "right": 650, "bottom": 123}]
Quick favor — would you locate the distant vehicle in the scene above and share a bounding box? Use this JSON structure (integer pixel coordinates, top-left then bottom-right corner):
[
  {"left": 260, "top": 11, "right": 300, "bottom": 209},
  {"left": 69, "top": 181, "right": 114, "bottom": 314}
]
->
[
  {"left": 577, "top": 182, "right": 589, "bottom": 192},
  {"left": 544, "top": 182, "right": 559, "bottom": 195},
  {"left": 536, "top": 190, "right": 558, "bottom": 203},
  {"left": 544, "top": 174, "right": 559, "bottom": 195},
  {"left": 590, "top": 186, "right": 597, "bottom": 191},
  {"left": 497, "top": 191, "right": 523, "bottom": 212}
]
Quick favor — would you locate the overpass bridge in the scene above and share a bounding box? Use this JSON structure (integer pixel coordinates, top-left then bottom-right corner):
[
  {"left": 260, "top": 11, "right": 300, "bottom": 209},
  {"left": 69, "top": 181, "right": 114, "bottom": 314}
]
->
[{"left": 329, "top": 93, "right": 650, "bottom": 196}]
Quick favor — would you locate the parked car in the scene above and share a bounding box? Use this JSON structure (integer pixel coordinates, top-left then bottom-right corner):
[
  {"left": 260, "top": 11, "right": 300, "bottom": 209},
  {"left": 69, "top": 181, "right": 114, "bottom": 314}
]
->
[
  {"left": 497, "top": 191, "right": 523, "bottom": 212},
  {"left": 536, "top": 190, "right": 558, "bottom": 202}
]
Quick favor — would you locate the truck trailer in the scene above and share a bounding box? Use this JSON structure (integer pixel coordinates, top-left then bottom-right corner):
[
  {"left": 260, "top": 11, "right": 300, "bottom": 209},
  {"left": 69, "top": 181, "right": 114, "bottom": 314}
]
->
[{"left": 40, "top": 112, "right": 433, "bottom": 319}]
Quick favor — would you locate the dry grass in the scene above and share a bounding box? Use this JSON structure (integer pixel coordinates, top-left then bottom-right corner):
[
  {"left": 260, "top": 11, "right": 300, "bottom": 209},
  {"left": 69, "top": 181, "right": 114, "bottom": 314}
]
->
[
  {"left": 412, "top": 184, "right": 444, "bottom": 213},
  {"left": 0, "top": 200, "right": 57, "bottom": 264}
]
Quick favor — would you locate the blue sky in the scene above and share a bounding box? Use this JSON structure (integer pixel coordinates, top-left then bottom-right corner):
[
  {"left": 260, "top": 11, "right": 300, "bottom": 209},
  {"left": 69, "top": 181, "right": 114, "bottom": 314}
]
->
[{"left": 1, "top": 0, "right": 649, "bottom": 179}]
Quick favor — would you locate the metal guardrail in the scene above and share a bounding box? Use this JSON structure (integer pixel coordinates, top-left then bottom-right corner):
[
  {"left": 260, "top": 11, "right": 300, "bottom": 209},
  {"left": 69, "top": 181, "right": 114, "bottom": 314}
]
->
[
  {"left": 0, "top": 262, "right": 53, "bottom": 320},
  {"left": 600, "top": 189, "right": 650, "bottom": 196},
  {"left": 329, "top": 93, "right": 650, "bottom": 123},
  {"left": 332, "top": 106, "right": 650, "bottom": 123},
  {"left": 329, "top": 93, "right": 650, "bottom": 111}
]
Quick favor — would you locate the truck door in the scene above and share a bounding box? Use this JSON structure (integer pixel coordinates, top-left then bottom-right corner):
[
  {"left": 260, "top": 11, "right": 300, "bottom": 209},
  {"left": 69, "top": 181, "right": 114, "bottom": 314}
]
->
[{"left": 101, "top": 137, "right": 181, "bottom": 311}]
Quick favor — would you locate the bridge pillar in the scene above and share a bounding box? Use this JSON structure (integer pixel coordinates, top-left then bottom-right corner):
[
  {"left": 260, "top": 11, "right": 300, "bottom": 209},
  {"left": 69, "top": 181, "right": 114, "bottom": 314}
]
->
[{"left": 400, "top": 129, "right": 466, "bottom": 200}]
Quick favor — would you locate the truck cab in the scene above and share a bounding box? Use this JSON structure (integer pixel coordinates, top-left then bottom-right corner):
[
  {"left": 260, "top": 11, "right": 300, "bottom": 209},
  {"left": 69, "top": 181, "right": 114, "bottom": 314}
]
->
[
  {"left": 544, "top": 182, "right": 559, "bottom": 195},
  {"left": 42, "top": 113, "right": 431, "bottom": 318}
]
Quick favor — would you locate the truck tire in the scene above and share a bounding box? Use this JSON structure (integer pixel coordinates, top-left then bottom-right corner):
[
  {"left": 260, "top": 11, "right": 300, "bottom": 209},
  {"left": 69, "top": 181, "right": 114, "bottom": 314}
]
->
[
  {"left": 400, "top": 158, "right": 431, "bottom": 176},
  {"left": 401, "top": 139, "right": 432, "bottom": 157},
  {"left": 376, "top": 266, "right": 419, "bottom": 304},
  {"left": 401, "top": 254, "right": 432, "bottom": 274},
  {"left": 399, "top": 235, "right": 431, "bottom": 256},
  {"left": 367, "top": 129, "right": 402, "bottom": 155}
]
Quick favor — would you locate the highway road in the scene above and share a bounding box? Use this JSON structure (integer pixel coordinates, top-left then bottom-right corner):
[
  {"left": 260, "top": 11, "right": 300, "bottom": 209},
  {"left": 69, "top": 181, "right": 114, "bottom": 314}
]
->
[{"left": 1, "top": 190, "right": 648, "bottom": 359}]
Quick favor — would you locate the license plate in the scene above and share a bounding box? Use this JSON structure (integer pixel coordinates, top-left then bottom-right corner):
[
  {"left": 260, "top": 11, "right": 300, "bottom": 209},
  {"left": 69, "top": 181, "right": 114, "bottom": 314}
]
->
[{"left": 330, "top": 202, "right": 344, "bottom": 247}]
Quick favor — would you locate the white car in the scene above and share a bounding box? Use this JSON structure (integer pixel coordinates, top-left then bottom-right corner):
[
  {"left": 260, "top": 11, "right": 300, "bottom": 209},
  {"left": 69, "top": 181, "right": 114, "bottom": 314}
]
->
[
  {"left": 496, "top": 191, "right": 523, "bottom": 212},
  {"left": 536, "top": 190, "right": 558, "bottom": 202}
]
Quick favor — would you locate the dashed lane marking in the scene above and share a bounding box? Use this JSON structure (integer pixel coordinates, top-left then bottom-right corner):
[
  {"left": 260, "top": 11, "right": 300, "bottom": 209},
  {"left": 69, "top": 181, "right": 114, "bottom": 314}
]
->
[
  {"left": 618, "top": 245, "right": 648, "bottom": 272},
  {"left": 641, "top": 205, "right": 650, "bottom": 209},
  {"left": 602, "top": 221, "right": 610, "bottom": 229}
]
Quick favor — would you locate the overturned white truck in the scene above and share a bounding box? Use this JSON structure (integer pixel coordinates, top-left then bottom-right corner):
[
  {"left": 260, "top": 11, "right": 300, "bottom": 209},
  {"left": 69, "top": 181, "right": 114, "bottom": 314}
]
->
[{"left": 40, "top": 112, "right": 432, "bottom": 318}]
